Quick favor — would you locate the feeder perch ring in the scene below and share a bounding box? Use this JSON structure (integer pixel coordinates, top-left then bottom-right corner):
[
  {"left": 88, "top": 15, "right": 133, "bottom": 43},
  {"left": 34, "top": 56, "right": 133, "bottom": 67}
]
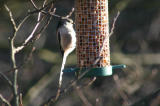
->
[{"left": 63, "top": 65, "right": 126, "bottom": 77}]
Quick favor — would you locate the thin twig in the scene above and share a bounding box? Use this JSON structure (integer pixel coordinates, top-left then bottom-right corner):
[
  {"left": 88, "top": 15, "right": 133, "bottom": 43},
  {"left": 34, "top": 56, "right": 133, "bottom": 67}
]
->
[
  {"left": 64, "top": 8, "right": 75, "bottom": 18},
  {"left": 96, "top": 98, "right": 100, "bottom": 106},
  {"left": 2, "top": 46, "right": 36, "bottom": 74},
  {"left": 16, "top": 15, "right": 30, "bottom": 36},
  {"left": 4, "top": 4, "right": 17, "bottom": 31},
  {"left": 0, "top": 71, "right": 13, "bottom": 87},
  {"left": 43, "top": 0, "right": 48, "bottom": 7},
  {"left": 109, "top": 11, "right": 120, "bottom": 37},
  {"left": 94, "top": 11, "right": 120, "bottom": 65},
  {"left": 74, "top": 85, "right": 92, "bottom": 106},
  {"left": 28, "top": 0, "right": 57, "bottom": 15},
  {"left": 15, "top": 12, "right": 43, "bottom": 52},
  {"left": 30, "top": 0, "right": 39, "bottom": 9},
  {"left": 113, "top": 74, "right": 129, "bottom": 106},
  {"left": 0, "top": 94, "right": 11, "bottom": 106},
  {"left": 34, "top": 10, "right": 54, "bottom": 41},
  {"left": 19, "top": 93, "right": 23, "bottom": 106},
  {"left": 84, "top": 77, "right": 96, "bottom": 87},
  {"left": 19, "top": 0, "right": 50, "bottom": 49},
  {"left": 29, "top": 0, "right": 74, "bottom": 20}
]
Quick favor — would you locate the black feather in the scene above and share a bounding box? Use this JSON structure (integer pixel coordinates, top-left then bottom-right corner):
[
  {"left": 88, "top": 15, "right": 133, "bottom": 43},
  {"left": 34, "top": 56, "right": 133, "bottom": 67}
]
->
[{"left": 57, "top": 29, "right": 64, "bottom": 57}]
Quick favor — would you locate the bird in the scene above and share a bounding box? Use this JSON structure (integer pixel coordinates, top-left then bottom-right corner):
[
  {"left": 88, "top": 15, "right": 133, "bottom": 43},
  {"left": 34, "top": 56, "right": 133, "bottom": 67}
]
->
[{"left": 56, "top": 18, "right": 76, "bottom": 89}]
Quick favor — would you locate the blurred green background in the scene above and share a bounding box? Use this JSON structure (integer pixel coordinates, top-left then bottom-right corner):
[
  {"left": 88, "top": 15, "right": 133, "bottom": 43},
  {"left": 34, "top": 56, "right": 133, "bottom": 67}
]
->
[{"left": 0, "top": 0, "right": 160, "bottom": 106}]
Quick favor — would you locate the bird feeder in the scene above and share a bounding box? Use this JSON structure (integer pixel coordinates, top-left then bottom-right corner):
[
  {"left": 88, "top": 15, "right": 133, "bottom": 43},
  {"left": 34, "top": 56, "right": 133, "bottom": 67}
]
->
[{"left": 64, "top": 0, "right": 126, "bottom": 77}]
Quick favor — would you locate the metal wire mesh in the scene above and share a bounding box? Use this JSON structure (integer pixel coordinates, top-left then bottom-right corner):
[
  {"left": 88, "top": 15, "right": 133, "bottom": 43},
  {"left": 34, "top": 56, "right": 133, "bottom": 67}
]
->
[{"left": 75, "top": 0, "right": 110, "bottom": 68}]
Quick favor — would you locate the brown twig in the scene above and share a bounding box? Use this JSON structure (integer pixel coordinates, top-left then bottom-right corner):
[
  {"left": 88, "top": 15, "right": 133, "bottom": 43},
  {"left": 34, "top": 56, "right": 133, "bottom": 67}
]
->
[
  {"left": 4, "top": 5, "right": 17, "bottom": 31},
  {"left": 93, "top": 11, "right": 120, "bottom": 66},
  {"left": 30, "top": 0, "right": 39, "bottom": 10},
  {"left": 0, "top": 71, "right": 12, "bottom": 87},
  {"left": 30, "top": 0, "right": 74, "bottom": 20},
  {"left": 109, "top": 11, "right": 120, "bottom": 37},
  {"left": 84, "top": 77, "right": 96, "bottom": 87},
  {"left": 74, "top": 85, "right": 92, "bottom": 106},
  {"left": 19, "top": 93, "right": 23, "bottom": 106},
  {"left": 96, "top": 98, "right": 100, "bottom": 106},
  {"left": 63, "top": 8, "right": 75, "bottom": 18},
  {"left": 113, "top": 74, "right": 129, "bottom": 106},
  {"left": 28, "top": 0, "right": 56, "bottom": 15},
  {"left": 0, "top": 94, "right": 11, "bottom": 106},
  {"left": 2, "top": 46, "right": 36, "bottom": 74}
]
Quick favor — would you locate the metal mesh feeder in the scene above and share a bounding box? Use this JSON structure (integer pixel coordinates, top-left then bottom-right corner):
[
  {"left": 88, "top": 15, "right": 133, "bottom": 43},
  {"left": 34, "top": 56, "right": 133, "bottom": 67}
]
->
[{"left": 63, "top": 0, "right": 126, "bottom": 77}]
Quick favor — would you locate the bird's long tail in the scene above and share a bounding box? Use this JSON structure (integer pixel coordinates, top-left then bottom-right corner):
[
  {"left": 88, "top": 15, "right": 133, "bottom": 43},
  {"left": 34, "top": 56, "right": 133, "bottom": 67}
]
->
[
  {"left": 59, "top": 52, "right": 67, "bottom": 88},
  {"left": 55, "top": 52, "right": 68, "bottom": 101}
]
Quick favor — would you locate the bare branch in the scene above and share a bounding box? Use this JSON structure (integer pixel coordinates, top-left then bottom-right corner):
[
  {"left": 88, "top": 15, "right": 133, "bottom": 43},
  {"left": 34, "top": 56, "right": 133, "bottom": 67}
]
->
[
  {"left": 109, "top": 11, "right": 120, "bottom": 37},
  {"left": 0, "top": 71, "right": 13, "bottom": 87},
  {"left": 16, "top": 15, "right": 30, "bottom": 33},
  {"left": 93, "top": 11, "right": 120, "bottom": 65},
  {"left": 4, "top": 0, "right": 53, "bottom": 105},
  {"left": 15, "top": 13, "right": 43, "bottom": 52},
  {"left": 43, "top": 0, "right": 48, "bottom": 7},
  {"left": 0, "top": 94, "right": 11, "bottom": 106},
  {"left": 29, "top": 1, "right": 74, "bottom": 20},
  {"left": 3, "top": 4, "right": 54, "bottom": 75},
  {"left": 30, "top": 0, "right": 39, "bottom": 10},
  {"left": 65, "top": 8, "right": 75, "bottom": 18},
  {"left": 74, "top": 86, "right": 92, "bottom": 106},
  {"left": 113, "top": 74, "right": 129, "bottom": 106},
  {"left": 19, "top": 93, "right": 23, "bottom": 106},
  {"left": 28, "top": 0, "right": 56, "bottom": 15},
  {"left": 4, "top": 4, "right": 17, "bottom": 31},
  {"left": 96, "top": 98, "right": 100, "bottom": 106},
  {"left": 16, "top": 0, "right": 52, "bottom": 53},
  {"left": 35, "top": 5, "right": 54, "bottom": 40},
  {"left": 85, "top": 77, "right": 96, "bottom": 87},
  {"left": 4, "top": 4, "right": 19, "bottom": 106}
]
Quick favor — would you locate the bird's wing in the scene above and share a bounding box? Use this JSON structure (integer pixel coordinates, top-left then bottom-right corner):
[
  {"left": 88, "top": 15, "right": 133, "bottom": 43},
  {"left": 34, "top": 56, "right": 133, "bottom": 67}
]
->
[{"left": 57, "top": 31, "right": 64, "bottom": 57}]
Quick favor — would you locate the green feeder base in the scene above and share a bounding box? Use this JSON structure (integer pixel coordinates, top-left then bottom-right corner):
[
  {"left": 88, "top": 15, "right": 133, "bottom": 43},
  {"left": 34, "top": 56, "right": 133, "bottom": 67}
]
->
[{"left": 63, "top": 64, "right": 126, "bottom": 77}]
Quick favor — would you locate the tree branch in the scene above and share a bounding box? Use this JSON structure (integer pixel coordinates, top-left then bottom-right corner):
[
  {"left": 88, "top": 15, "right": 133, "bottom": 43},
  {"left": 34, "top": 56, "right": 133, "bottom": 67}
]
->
[
  {"left": 109, "top": 11, "right": 120, "bottom": 37},
  {"left": 74, "top": 85, "right": 92, "bottom": 106},
  {"left": 4, "top": 4, "right": 20, "bottom": 106},
  {"left": 4, "top": 0, "right": 53, "bottom": 105},
  {"left": 0, "top": 71, "right": 12, "bottom": 87},
  {"left": 0, "top": 94, "right": 11, "bottom": 106},
  {"left": 4, "top": 4, "right": 17, "bottom": 31}
]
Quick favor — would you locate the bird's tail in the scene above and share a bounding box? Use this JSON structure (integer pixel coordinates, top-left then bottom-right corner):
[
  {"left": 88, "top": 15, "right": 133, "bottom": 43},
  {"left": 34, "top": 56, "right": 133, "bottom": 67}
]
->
[
  {"left": 55, "top": 53, "right": 68, "bottom": 101},
  {"left": 59, "top": 52, "right": 68, "bottom": 88}
]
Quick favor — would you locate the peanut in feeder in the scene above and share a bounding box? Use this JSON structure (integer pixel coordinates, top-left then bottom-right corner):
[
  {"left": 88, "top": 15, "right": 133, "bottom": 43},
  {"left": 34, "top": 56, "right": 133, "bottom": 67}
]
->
[{"left": 64, "top": 0, "right": 126, "bottom": 77}]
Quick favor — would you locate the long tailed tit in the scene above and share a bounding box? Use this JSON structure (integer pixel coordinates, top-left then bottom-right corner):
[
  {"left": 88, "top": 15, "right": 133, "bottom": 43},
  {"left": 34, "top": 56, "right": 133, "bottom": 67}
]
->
[{"left": 56, "top": 18, "right": 76, "bottom": 87}]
